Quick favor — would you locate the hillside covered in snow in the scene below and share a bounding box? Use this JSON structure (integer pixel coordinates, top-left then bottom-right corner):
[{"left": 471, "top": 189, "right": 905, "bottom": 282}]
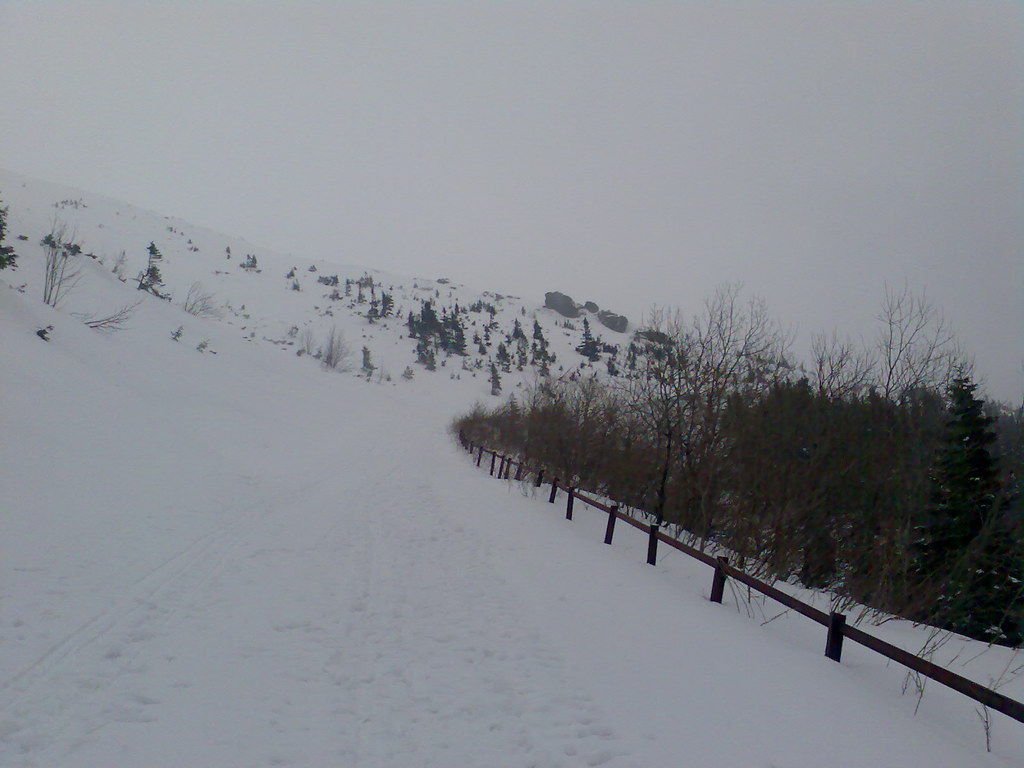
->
[{"left": 2, "top": 170, "right": 1022, "bottom": 767}]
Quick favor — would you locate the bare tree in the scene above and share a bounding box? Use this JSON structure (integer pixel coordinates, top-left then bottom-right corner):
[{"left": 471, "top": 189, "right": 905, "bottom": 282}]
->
[
  {"left": 320, "top": 326, "right": 351, "bottom": 371},
  {"left": 182, "top": 281, "right": 220, "bottom": 319},
  {"left": 41, "top": 221, "right": 82, "bottom": 307},
  {"left": 810, "top": 330, "right": 875, "bottom": 400},
  {"left": 876, "top": 283, "right": 969, "bottom": 401}
]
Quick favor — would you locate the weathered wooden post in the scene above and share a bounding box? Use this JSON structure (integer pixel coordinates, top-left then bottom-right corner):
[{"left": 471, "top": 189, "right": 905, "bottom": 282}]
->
[
  {"left": 604, "top": 505, "right": 618, "bottom": 545},
  {"left": 476, "top": 446, "right": 484, "bottom": 467},
  {"left": 647, "top": 522, "right": 659, "bottom": 566},
  {"left": 514, "top": 462, "right": 523, "bottom": 481},
  {"left": 489, "top": 451, "right": 497, "bottom": 476},
  {"left": 710, "top": 556, "right": 728, "bottom": 603},
  {"left": 826, "top": 611, "right": 846, "bottom": 662},
  {"left": 548, "top": 478, "right": 559, "bottom": 504},
  {"left": 535, "top": 469, "right": 544, "bottom": 488},
  {"left": 504, "top": 459, "right": 513, "bottom": 480},
  {"left": 565, "top": 488, "right": 574, "bottom": 520},
  {"left": 497, "top": 455, "right": 507, "bottom": 479}
]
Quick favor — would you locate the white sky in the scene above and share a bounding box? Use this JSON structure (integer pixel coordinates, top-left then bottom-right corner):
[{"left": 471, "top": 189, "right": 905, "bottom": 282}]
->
[{"left": 1, "top": 1, "right": 1021, "bottom": 402}]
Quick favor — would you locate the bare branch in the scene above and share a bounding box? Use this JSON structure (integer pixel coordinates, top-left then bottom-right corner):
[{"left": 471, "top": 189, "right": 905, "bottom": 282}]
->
[{"left": 76, "top": 300, "right": 142, "bottom": 333}]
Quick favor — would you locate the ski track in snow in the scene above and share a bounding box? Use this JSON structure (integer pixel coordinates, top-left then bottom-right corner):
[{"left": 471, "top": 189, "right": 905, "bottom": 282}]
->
[{"left": 0, "top": 429, "right": 629, "bottom": 767}]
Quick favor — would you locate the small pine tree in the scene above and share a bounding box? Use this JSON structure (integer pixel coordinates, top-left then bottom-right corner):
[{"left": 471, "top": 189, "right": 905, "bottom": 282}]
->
[
  {"left": 0, "top": 200, "right": 17, "bottom": 270},
  {"left": 416, "top": 338, "right": 437, "bottom": 371},
  {"left": 515, "top": 337, "right": 528, "bottom": 370},
  {"left": 361, "top": 346, "right": 375, "bottom": 378},
  {"left": 489, "top": 363, "right": 502, "bottom": 396},
  {"left": 576, "top": 317, "right": 600, "bottom": 361},
  {"left": 496, "top": 342, "right": 511, "bottom": 372},
  {"left": 137, "top": 242, "right": 169, "bottom": 299}
]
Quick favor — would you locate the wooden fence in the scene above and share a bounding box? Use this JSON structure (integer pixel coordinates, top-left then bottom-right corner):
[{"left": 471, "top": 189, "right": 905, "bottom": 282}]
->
[{"left": 458, "top": 433, "right": 1024, "bottom": 726}]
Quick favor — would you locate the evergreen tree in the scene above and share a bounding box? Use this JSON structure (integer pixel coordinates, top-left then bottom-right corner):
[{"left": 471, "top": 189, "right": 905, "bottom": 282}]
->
[
  {"left": 137, "top": 242, "right": 169, "bottom": 299},
  {"left": 515, "top": 337, "right": 528, "bottom": 370},
  {"left": 495, "top": 342, "right": 512, "bottom": 372},
  {"left": 914, "top": 376, "right": 1022, "bottom": 644},
  {"left": 489, "top": 363, "right": 502, "bottom": 396},
  {"left": 380, "top": 292, "right": 394, "bottom": 317},
  {"left": 416, "top": 338, "right": 436, "bottom": 370},
  {"left": 367, "top": 298, "right": 380, "bottom": 323},
  {"left": 0, "top": 200, "right": 17, "bottom": 270},
  {"left": 445, "top": 314, "right": 467, "bottom": 355},
  {"left": 576, "top": 318, "right": 600, "bottom": 361},
  {"left": 419, "top": 300, "right": 441, "bottom": 336},
  {"left": 361, "top": 346, "right": 375, "bottom": 378}
]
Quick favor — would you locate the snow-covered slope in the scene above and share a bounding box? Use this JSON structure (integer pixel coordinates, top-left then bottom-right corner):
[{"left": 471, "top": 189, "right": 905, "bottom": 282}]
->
[
  {"left": 1, "top": 168, "right": 627, "bottom": 402},
  {"left": 2, "top": 171, "right": 1022, "bottom": 766}
]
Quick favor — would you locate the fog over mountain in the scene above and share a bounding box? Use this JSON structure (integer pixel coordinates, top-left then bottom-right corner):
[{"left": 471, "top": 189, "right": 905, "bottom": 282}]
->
[{"left": 1, "top": 1, "right": 1020, "bottom": 402}]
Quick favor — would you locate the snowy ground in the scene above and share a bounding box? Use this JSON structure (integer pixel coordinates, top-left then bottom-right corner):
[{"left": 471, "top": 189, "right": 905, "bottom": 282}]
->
[{"left": 2, "top": 171, "right": 1023, "bottom": 766}]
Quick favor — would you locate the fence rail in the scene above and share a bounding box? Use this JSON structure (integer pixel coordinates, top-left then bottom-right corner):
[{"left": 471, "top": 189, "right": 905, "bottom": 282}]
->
[{"left": 458, "top": 434, "right": 1024, "bottom": 726}]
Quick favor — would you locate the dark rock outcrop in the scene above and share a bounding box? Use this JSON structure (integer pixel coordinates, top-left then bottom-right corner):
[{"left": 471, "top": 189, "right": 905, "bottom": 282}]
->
[
  {"left": 597, "top": 310, "right": 628, "bottom": 333},
  {"left": 544, "top": 291, "right": 580, "bottom": 318}
]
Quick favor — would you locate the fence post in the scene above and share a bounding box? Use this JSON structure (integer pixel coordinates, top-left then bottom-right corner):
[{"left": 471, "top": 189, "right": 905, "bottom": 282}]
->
[
  {"left": 548, "top": 478, "right": 559, "bottom": 504},
  {"left": 647, "top": 523, "right": 659, "bottom": 565},
  {"left": 499, "top": 455, "right": 508, "bottom": 479},
  {"left": 710, "top": 556, "right": 728, "bottom": 603},
  {"left": 565, "top": 488, "right": 574, "bottom": 520},
  {"left": 504, "top": 459, "right": 513, "bottom": 480},
  {"left": 489, "top": 452, "right": 497, "bottom": 476},
  {"left": 476, "top": 446, "right": 484, "bottom": 467},
  {"left": 535, "top": 469, "right": 544, "bottom": 488},
  {"left": 514, "top": 463, "right": 523, "bottom": 481},
  {"left": 604, "top": 505, "right": 618, "bottom": 545},
  {"left": 826, "top": 611, "right": 846, "bottom": 662}
]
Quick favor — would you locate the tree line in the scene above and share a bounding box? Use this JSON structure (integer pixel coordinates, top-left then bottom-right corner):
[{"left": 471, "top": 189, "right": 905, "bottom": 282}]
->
[{"left": 455, "top": 284, "right": 1024, "bottom": 646}]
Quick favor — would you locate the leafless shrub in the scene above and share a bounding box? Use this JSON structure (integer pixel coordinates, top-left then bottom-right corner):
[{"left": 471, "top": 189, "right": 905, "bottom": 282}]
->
[
  {"left": 182, "top": 281, "right": 220, "bottom": 318},
  {"left": 299, "top": 327, "right": 316, "bottom": 357},
  {"left": 320, "top": 326, "right": 351, "bottom": 371},
  {"left": 41, "top": 221, "right": 82, "bottom": 307}
]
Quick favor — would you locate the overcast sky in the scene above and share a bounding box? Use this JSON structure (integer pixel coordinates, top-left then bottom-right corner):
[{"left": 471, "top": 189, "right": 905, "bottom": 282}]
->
[{"left": 2, "top": 1, "right": 1021, "bottom": 402}]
